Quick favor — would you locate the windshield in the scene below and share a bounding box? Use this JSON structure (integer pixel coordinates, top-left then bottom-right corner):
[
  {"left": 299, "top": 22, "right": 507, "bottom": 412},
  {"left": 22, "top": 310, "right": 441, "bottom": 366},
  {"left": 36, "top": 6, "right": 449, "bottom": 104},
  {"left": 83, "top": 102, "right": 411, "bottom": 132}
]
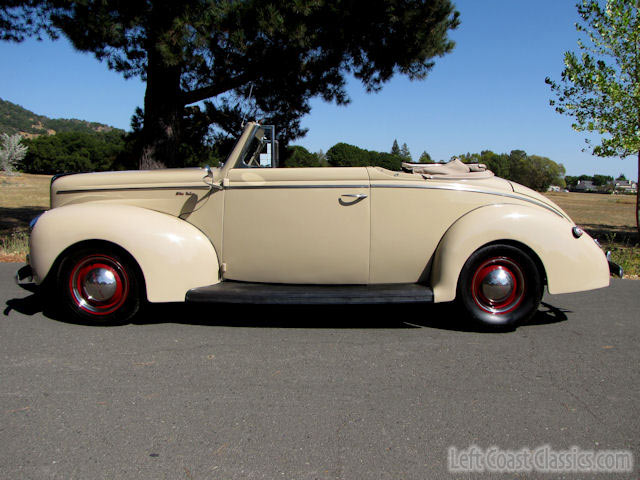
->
[
  {"left": 219, "top": 122, "right": 277, "bottom": 177},
  {"left": 240, "top": 131, "right": 266, "bottom": 167}
]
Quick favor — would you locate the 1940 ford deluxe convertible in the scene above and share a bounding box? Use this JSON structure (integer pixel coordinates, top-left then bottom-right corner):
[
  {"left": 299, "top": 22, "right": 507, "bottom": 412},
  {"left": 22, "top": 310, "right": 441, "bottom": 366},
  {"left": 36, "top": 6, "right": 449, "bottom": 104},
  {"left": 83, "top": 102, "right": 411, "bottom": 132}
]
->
[{"left": 17, "top": 122, "right": 621, "bottom": 327}]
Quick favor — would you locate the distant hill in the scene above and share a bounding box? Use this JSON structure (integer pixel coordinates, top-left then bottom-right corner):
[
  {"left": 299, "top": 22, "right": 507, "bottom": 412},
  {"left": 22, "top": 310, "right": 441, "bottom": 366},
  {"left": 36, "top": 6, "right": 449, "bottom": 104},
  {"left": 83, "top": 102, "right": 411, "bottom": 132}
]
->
[{"left": 0, "top": 97, "right": 124, "bottom": 138}]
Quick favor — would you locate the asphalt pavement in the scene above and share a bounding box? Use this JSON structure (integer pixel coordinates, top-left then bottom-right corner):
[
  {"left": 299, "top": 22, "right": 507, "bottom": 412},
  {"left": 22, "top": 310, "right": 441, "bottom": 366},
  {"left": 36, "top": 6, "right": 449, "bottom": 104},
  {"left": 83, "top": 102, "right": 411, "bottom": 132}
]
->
[{"left": 1, "top": 263, "right": 638, "bottom": 479}]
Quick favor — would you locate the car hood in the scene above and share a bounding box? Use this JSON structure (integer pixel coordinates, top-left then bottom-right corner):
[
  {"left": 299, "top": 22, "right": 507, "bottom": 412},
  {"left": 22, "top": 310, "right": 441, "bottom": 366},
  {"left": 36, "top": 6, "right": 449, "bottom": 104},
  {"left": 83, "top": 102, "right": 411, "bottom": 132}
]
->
[
  {"left": 51, "top": 167, "right": 211, "bottom": 193},
  {"left": 50, "top": 167, "right": 215, "bottom": 215}
]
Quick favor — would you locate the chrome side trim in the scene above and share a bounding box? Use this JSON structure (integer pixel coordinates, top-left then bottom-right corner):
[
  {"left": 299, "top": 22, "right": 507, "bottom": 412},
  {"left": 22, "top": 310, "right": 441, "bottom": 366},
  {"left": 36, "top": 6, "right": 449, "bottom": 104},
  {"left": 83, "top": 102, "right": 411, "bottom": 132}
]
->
[
  {"left": 57, "top": 185, "right": 211, "bottom": 195},
  {"left": 66, "top": 181, "right": 564, "bottom": 218},
  {"left": 224, "top": 182, "right": 564, "bottom": 217},
  {"left": 371, "top": 183, "right": 565, "bottom": 217},
  {"left": 225, "top": 184, "right": 370, "bottom": 190}
]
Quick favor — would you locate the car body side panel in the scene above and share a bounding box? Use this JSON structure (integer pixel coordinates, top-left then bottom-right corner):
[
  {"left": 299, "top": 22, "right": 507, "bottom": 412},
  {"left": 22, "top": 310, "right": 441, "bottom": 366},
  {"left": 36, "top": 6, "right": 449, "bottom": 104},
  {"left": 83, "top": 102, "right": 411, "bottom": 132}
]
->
[
  {"left": 369, "top": 184, "right": 500, "bottom": 283},
  {"left": 430, "top": 204, "right": 610, "bottom": 302},
  {"left": 222, "top": 167, "right": 370, "bottom": 284},
  {"left": 29, "top": 203, "right": 220, "bottom": 302}
]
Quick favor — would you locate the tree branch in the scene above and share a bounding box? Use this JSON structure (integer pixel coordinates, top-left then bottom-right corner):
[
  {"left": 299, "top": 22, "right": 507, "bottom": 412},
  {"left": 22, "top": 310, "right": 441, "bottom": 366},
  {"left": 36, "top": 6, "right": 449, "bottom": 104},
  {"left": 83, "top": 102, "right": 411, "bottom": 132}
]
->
[{"left": 181, "top": 73, "right": 252, "bottom": 106}]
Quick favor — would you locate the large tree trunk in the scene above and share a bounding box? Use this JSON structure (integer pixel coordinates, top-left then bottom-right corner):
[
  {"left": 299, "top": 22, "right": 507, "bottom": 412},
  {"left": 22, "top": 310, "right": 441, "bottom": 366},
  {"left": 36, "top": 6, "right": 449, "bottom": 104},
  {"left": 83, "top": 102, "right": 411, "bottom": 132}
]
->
[{"left": 139, "top": 48, "right": 183, "bottom": 169}]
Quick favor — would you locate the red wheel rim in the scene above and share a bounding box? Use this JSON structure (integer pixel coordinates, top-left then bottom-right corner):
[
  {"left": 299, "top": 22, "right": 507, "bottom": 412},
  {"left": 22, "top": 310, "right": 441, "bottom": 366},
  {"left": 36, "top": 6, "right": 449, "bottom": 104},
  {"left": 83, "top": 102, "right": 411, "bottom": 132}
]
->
[
  {"left": 471, "top": 257, "right": 525, "bottom": 314},
  {"left": 68, "top": 255, "right": 129, "bottom": 316}
]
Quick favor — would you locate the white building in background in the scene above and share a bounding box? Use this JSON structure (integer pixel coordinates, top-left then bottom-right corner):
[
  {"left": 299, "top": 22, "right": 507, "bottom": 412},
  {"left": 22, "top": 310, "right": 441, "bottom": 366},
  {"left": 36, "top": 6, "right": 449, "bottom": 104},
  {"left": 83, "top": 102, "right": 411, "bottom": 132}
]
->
[{"left": 613, "top": 179, "right": 637, "bottom": 194}]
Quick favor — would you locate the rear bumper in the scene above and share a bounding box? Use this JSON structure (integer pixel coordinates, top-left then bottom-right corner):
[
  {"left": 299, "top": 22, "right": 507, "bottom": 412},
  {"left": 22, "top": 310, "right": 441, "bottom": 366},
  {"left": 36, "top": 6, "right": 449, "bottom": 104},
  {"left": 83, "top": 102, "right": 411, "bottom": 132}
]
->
[
  {"left": 608, "top": 260, "right": 623, "bottom": 278},
  {"left": 606, "top": 251, "right": 624, "bottom": 278}
]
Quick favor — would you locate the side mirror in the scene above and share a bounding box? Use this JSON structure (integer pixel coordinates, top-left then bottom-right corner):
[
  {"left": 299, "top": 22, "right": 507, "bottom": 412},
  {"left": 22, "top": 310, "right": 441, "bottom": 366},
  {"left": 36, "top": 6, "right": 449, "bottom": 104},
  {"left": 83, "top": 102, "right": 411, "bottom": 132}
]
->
[{"left": 203, "top": 165, "right": 223, "bottom": 191}]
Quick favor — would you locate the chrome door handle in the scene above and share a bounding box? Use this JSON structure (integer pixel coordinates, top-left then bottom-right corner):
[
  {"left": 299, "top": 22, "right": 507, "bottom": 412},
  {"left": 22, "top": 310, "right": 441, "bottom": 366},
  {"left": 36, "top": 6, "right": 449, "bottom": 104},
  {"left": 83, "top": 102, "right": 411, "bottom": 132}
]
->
[{"left": 340, "top": 193, "right": 367, "bottom": 199}]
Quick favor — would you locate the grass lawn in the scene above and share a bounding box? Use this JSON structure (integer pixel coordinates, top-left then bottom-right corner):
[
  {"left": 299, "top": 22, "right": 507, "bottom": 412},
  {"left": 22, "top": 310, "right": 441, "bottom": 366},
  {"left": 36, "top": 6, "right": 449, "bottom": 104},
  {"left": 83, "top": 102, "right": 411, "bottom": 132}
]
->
[
  {"left": 1, "top": 173, "right": 638, "bottom": 276},
  {"left": 0, "top": 173, "right": 51, "bottom": 262}
]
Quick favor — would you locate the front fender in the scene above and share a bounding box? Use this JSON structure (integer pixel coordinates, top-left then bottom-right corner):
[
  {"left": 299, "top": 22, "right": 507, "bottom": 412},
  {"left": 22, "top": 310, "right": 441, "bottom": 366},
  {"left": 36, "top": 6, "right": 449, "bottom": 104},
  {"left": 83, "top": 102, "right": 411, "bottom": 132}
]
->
[
  {"left": 430, "top": 204, "right": 609, "bottom": 302},
  {"left": 30, "top": 203, "right": 220, "bottom": 302}
]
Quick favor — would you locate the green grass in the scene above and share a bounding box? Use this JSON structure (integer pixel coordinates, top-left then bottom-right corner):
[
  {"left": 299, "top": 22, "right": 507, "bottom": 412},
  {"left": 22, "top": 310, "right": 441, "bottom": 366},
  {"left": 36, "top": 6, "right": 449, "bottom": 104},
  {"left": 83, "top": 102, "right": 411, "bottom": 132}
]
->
[
  {"left": 600, "top": 234, "right": 640, "bottom": 279},
  {"left": 0, "top": 172, "right": 49, "bottom": 262},
  {"left": 0, "top": 230, "right": 29, "bottom": 262}
]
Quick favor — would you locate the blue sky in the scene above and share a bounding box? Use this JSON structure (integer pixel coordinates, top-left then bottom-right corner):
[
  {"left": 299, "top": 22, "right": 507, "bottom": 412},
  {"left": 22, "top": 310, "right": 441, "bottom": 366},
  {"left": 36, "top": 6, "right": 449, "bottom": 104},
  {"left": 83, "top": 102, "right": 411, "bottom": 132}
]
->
[{"left": 0, "top": 0, "right": 636, "bottom": 180}]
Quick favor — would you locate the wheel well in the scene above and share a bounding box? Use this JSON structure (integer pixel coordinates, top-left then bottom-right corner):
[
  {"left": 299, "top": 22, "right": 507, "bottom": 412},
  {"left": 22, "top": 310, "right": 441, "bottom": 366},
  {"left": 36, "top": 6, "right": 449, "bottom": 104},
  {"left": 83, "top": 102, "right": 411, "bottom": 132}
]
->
[
  {"left": 45, "top": 239, "right": 147, "bottom": 299},
  {"left": 481, "top": 240, "right": 547, "bottom": 285}
]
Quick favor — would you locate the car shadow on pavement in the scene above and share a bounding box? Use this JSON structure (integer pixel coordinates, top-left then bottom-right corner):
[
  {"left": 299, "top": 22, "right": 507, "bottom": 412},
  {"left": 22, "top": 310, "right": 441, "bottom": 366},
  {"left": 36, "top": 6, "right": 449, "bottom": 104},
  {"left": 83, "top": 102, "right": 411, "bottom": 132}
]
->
[
  {"left": 4, "top": 292, "right": 58, "bottom": 318},
  {"left": 5, "top": 290, "right": 570, "bottom": 333}
]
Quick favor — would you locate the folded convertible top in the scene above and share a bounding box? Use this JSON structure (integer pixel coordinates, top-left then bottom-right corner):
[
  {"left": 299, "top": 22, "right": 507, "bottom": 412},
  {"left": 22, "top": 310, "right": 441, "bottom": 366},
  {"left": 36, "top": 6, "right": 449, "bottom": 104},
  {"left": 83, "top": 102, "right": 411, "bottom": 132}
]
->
[{"left": 402, "top": 159, "right": 494, "bottom": 179}]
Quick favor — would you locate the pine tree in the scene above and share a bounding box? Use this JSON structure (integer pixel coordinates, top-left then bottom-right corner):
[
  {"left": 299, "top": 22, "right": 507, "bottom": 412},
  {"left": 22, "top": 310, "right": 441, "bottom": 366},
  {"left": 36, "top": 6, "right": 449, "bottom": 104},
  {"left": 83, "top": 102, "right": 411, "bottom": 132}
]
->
[
  {"left": 400, "top": 142, "right": 412, "bottom": 161},
  {"left": 391, "top": 139, "right": 401, "bottom": 156},
  {"left": 3, "top": 0, "right": 459, "bottom": 169},
  {"left": 418, "top": 151, "right": 433, "bottom": 163}
]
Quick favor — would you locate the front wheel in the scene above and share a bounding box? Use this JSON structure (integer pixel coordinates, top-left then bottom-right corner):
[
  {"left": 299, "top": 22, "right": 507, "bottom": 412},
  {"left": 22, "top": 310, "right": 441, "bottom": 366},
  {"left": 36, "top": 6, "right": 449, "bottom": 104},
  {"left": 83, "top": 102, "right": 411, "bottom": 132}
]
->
[
  {"left": 456, "top": 244, "right": 543, "bottom": 328},
  {"left": 57, "top": 247, "right": 142, "bottom": 324}
]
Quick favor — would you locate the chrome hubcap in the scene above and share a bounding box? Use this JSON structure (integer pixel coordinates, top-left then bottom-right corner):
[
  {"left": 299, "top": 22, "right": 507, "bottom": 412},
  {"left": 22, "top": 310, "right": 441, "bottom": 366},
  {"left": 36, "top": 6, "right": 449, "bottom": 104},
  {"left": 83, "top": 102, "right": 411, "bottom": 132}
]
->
[
  {"left": 471, "top": 257, "right": 525, "bottom": 314},
  {"left": 83, "top": 268, "right": 118, "bottom": 302},
  {"left": 69, "top": 255, "right": 129, "bottom": 316},
  {"left": 480, "top": 267, "right": 514, "bottom": 303}
]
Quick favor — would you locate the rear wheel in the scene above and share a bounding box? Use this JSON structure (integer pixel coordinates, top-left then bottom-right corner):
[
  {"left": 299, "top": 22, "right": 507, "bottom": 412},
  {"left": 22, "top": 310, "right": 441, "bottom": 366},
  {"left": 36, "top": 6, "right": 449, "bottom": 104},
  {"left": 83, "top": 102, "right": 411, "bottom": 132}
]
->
[
  {"left": 57, "top": 247, "right": 142, "bottom": 324},
  {"left": 456, "top": 244, "right": 543, "bottom": 328}
]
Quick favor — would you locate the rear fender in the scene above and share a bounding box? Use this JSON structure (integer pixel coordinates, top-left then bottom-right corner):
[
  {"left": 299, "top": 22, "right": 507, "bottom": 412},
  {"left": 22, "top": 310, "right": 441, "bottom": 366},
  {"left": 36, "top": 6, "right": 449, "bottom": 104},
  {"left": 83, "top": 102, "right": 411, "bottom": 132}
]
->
[
  {"left": 30, "top": 203, "right": 220, "bottom": 302},
  {"left": 430, "top": 204, "right": 609, "bottom": 302}
]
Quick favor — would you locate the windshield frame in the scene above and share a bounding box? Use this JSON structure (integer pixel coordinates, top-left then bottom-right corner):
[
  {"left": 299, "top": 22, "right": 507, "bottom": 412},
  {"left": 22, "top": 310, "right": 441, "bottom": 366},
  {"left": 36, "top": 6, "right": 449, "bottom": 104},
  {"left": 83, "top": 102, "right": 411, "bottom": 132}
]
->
[{"left": 219, "top": 122, "right": 263, "bottom": 179}]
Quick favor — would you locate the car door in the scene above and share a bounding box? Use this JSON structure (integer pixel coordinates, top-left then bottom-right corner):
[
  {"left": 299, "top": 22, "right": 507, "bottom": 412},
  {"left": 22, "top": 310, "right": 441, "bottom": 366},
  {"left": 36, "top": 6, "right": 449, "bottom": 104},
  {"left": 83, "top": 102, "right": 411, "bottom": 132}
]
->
[{"left": 222, "top": 167, "right": 370, "bottom": 284}]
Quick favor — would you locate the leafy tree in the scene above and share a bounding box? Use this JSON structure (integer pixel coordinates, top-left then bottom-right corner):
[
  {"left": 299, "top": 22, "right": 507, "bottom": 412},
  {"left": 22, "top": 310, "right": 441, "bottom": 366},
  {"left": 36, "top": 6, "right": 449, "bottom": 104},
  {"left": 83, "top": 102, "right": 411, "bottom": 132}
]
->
[
  {"left": 418, "top": 151, "right": 433, "bottom": 163},
  {"left": 565, "top": 175, "right": 579, "bottom": 187},
  {"left": 592, "top": 174, "right": 613, "bottom": 186},
  {"left": 400, "top": 142, "right": 412, "bottom": 161},
  {"left": 283, "top": 145, "right": 326, "bottom": 168},
  {"left": 391, "top": 140, "right": 401, "bottom": 156},
  {"left": 0, "top": 133, "right": 27, "bottom": 173},
  {"left": 4, "top": 0, "right": 459, "bottom": 169},
  {"left": 456, "top": 151, "right": 510, "bottom": 180},
  {"left": 527, "top": 155, "right": 567, "bottom": 190},
  {"left": 455, "top": 149, "right": 565, "bottom": 191},
  {"left": 315, "top": 149, "right": 329, "bottom": 167},
  {"left": 616, "top": 173, "right": 627, "bottom": 181},
  {"left": 508, "top": 149, "right": 532, "bottom": 187},
  {"left": 370, "top": 151, "right": 403, "bottom": 171},
  {"left": 327, "top": 142, "right": 402, "bottom": 170},
  {"left": 21, "top": 131, "right": 128, "bottom": 174},
  {"left": 327, "top": 143, "right": 371, "bottom": 167},
  {"left": 546, "top": 0, "right": 640, "bottom": 232},
  {"left": 481, "top": 151, "right": 508, "bottom": 179}
]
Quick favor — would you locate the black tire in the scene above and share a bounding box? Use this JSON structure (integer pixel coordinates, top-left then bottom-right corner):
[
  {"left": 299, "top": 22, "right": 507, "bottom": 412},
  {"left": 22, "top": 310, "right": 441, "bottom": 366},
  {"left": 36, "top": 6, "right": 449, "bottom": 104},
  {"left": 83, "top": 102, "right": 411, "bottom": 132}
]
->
[
  {"left": 57, "top": 246, "right": 142, "bottom": 324},
  {"left": 456, "top": 244, "right": 543, "bottom": 328}
]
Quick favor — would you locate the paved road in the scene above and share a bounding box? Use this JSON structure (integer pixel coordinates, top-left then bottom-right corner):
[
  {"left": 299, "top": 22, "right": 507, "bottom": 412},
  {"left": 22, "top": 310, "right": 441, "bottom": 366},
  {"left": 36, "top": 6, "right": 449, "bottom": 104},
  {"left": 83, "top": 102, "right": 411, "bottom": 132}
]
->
[{"left": 1, "top": 263, "right": 638, "bottom": 479}]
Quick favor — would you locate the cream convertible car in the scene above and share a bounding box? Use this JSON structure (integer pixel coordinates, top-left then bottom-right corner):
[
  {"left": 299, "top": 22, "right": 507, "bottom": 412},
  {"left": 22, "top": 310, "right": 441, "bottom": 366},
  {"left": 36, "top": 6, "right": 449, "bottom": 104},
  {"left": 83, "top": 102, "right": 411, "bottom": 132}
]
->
[{"left": 17, "top": 122, "right": 620, "bottom": 327}]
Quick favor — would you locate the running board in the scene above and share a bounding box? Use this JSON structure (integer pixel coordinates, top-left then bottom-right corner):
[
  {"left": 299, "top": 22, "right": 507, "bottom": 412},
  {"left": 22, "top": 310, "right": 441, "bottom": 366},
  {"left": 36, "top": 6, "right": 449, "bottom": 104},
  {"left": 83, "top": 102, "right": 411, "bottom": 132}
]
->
[{"left": 186, "top": 281, "right": 434, "bottom": 305}]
